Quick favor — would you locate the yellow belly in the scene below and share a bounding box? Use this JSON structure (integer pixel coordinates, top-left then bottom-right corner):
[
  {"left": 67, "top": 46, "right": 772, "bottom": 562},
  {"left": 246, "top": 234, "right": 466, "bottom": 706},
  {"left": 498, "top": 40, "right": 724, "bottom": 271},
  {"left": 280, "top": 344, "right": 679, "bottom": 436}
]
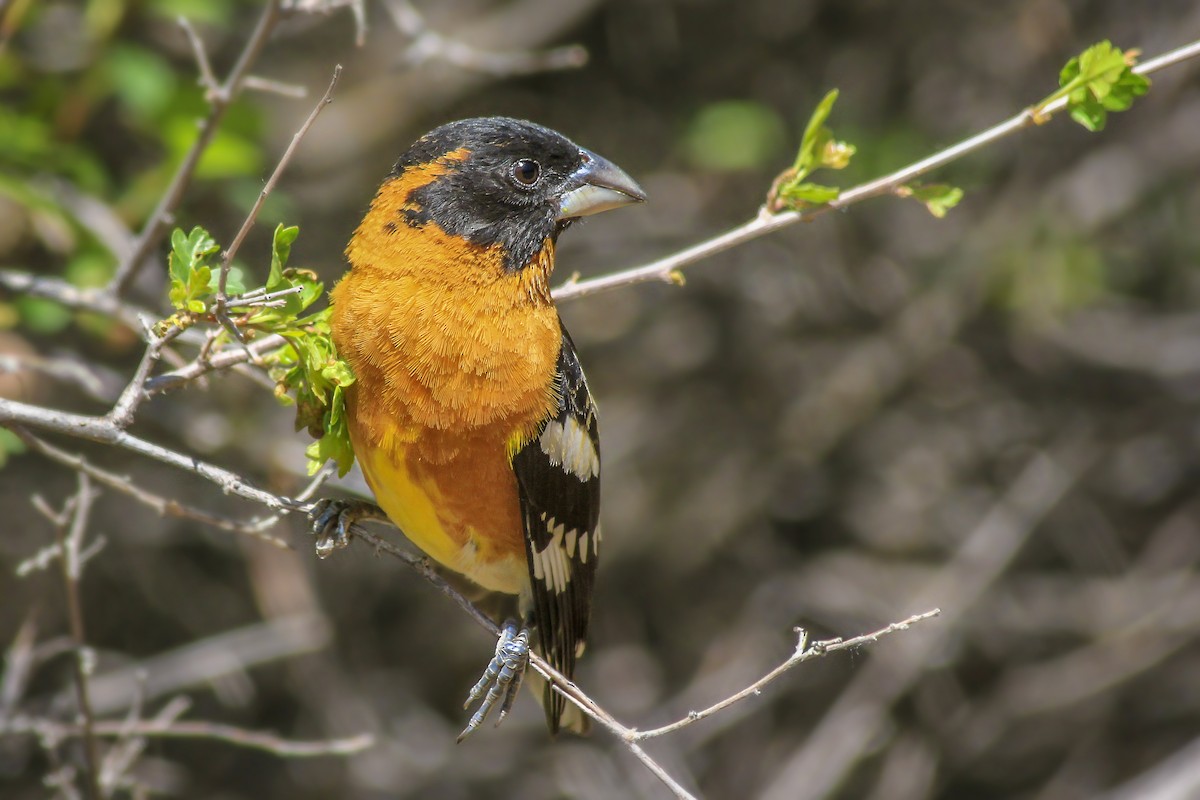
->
[{"left": 353, "top": 423, "right": 529, "bottom": 595}]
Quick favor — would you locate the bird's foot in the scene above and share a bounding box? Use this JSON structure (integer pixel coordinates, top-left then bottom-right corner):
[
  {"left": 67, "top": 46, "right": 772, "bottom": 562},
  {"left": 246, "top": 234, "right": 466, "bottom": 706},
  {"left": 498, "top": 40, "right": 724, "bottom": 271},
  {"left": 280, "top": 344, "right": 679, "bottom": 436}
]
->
[
  {"left": 308, "top": 498, "right": 386, "bottom": 558},
  {"left": 457, "top": 619, "right": 530, "bottom": 742}
]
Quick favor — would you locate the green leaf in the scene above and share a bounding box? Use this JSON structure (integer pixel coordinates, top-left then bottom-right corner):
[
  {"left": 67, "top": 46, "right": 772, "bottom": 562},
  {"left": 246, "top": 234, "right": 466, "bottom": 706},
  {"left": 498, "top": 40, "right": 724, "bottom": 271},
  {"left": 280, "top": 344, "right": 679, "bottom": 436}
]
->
[
  {"left": 167, "top": 226, "right": 221, "bottom": 312},
  {"left": 794, "top": 89, "right": 842, "bottom": 176},
  {"left": 769, "top": 89, "right": 855, "bottom": 212},
  {"left": 1046, "top": 41, "right": 1149, "bottom": 131},
  {"left": 781, "top": 182, "right": 841, "bottom": 204},
  {"left": 0, "top": 427, "right": 26, "bottom": 468},
  {"left": 269, "top": 224, "right": 300, "bottom": 287},
  {"left": 904, "top": 183, "right": 964, "bottom": 218}
]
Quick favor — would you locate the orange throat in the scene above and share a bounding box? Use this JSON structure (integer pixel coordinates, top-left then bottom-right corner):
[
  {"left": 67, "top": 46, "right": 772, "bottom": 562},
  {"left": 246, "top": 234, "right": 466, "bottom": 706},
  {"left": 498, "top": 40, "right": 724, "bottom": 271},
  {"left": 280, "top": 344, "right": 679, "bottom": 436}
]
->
[{"left": 328, "top": 168, "right": 563, "bottom": 591}]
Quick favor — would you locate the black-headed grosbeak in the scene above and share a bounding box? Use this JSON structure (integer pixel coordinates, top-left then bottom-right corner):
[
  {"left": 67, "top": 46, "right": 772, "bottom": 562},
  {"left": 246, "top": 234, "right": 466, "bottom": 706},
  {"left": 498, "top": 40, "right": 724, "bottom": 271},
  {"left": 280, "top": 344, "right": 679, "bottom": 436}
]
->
[{"left": 312, "top": 117, "right": 645, "bottom": 738}]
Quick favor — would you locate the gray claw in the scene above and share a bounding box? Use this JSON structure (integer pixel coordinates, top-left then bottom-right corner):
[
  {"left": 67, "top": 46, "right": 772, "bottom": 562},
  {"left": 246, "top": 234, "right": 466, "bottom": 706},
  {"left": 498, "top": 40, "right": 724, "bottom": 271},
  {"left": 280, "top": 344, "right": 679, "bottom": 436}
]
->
[{"left": 458, "top": 620, "right": 530, "bottom": 742}]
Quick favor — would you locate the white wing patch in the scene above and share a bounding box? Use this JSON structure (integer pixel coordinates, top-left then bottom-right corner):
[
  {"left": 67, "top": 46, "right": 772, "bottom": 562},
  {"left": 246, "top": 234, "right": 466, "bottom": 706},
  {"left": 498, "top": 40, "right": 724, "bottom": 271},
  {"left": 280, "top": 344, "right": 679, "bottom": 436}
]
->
[
  {"left": 531, "top": 513, "right": 575, "bottom": 594},
  {"left": 539, "top": 417, "right": 600, "bottom": 481}
]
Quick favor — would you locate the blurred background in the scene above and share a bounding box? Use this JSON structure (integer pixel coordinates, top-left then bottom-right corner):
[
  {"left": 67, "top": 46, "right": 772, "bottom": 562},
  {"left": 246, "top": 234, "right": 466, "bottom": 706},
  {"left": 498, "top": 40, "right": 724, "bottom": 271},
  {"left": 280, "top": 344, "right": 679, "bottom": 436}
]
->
[{"left": 4, "top": 0, "right": 1200, "bottom": 798}]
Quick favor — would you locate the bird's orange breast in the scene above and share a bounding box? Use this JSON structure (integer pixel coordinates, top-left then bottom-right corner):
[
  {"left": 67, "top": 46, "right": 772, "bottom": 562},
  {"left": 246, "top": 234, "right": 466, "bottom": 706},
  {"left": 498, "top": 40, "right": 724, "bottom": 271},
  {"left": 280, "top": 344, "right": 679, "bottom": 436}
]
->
[{"left": 330, "top": 165, "right": 561, "bottom": 592}]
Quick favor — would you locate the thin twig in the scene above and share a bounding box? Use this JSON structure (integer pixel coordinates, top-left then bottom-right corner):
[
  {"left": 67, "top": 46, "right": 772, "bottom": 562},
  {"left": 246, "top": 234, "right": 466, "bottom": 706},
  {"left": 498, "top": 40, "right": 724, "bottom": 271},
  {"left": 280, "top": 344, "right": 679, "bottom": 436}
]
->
[
  {"left": 177, "top": 17, "right": 218, "bottom": 96},
  {"left": 632, "top": 610, "right": 942, "bottom": 741},
  {"left": 13, "top": 429, "right": 293, "bottom": 547},
  {"left": 243, "top": 75, "right": 309, "bottom": 98},
  {"left": 108, "top": 1, "right": 283, "bottom": 294},
  {"left": 551, "top": 35, "right": 1200, "bottom": 304},
  {"left": 105, "top": 326, "right": 164, "bottom": 429},
  {"left": 144, "top": 333, "right": 284, "bottom": 395},
  {"left": 214, "top": 64, "right": 342, "bottom": 335},
  {"left": 50, "top": 474, "right": 102, "bottom": 800}
]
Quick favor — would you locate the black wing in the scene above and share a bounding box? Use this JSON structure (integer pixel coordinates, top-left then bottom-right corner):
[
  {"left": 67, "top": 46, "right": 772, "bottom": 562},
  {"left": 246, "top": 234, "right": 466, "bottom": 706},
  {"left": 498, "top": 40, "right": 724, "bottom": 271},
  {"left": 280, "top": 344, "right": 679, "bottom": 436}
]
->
[{"left": 511, "top": 324, "right": 601, "bottom": 734}]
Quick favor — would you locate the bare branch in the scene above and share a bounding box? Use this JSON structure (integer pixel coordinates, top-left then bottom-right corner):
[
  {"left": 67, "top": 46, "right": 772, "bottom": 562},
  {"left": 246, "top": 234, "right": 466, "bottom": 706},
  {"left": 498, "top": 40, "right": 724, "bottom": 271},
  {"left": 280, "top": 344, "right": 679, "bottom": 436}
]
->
[
  {"left": 144, "top": 333, "right": 284, "bottom": 395},
  {"left": 105, "top": 327, "right": 164, "bottom": 429},
  {"left": 0, "top": 270, "right": 150, "bottom": 333},
  {"left": 632, "top": 610, "right": 942, "bottom": 741},
  {"left": 551, "top": 36, "right": 1200, "bottom": 304},
  {"left": 214, "top": 64, "right": 343, "bottom": 323}
]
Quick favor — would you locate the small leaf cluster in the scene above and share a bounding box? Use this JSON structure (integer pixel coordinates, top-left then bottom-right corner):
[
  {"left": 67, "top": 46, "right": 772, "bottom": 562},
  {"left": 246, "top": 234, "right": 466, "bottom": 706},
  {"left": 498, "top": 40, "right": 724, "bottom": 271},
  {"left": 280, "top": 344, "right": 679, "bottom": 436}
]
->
[
  {"left": 165, "top": 227, "right": 245, "bottom": 320},
  {"left": 160, "top": 223, "right": 356, "bottom": 477},
  {"left": 768, "top": 90, "right": 857, "bottom": 211},
  {"left": 1041, "top": 41, "right": 1149, "bottom": 131},
  {"left": 260, "top": 227, "right": 356, "bottom": 477}
]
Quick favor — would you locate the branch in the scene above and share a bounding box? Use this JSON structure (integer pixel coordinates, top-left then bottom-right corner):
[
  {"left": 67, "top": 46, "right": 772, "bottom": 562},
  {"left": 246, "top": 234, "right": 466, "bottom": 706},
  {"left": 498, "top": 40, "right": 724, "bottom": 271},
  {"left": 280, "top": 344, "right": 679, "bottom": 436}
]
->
[
  {"left": 2, "top": 714, "right": 373, "bottom": 758},
  {"left": 631, "top": 610, "right": 942, "bottom": 741},
  {"left": 213, "top": 65, "right": 343, "bottom": 333},
  {"left": 108, "top": 1, "right": 284, "bottom": 294},
  {"left": 0, "top": 398, "right": 304, "bottom": 514},
  {"left": 551, "top": 36, "right": 1200, "bottom": 303},
  {"left": 12, "top": 428, "right": 296, "bottom": 548}
]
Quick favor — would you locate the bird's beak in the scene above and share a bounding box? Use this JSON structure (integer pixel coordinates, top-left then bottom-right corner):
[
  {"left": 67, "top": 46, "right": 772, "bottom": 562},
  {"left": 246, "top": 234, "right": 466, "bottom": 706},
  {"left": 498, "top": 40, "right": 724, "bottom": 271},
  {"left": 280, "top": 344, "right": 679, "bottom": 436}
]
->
[{"left": 557, "top": 150, "right": 647, "bottom": 221}]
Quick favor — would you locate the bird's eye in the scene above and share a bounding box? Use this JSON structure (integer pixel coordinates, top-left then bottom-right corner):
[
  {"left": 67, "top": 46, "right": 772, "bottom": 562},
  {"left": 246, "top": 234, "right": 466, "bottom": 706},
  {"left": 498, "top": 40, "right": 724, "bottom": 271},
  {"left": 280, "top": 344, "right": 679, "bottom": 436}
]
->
[{"left": 511, "top": 159, "right": 541, "bottom": 187}]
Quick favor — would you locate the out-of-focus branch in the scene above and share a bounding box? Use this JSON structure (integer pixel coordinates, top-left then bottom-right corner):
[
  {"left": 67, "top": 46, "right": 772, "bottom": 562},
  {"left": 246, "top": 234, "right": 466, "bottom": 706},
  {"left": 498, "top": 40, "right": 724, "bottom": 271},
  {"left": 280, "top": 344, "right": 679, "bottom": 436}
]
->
[
  {"left": 0, "top": 270, "right": 149, "bottom": 333},
  {"left": 45, "top": 474, "right": 102, "bottom": 800},
  {"left": 109, "top": 1, "right": 284, "bottom": 294},
  {"left": 384, "top": 0, "right": 587, "bottom": 76},
  {"left": 2, "top": 713, "right": 373, "bottom": 758},
  {"left": 552, "top": 36, "right": 1200, "bottom": 303},
  {"left": 12, "top": 429, "right": 297, "bottom": 547}
]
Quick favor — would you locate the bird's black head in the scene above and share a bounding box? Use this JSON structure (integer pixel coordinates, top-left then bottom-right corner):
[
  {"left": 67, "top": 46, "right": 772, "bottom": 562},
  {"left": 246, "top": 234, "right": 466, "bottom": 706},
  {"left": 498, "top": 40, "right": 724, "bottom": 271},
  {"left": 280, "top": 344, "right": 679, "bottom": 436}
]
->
[{"left": 391, "top": 117, "right": 646, "bottom": 272}]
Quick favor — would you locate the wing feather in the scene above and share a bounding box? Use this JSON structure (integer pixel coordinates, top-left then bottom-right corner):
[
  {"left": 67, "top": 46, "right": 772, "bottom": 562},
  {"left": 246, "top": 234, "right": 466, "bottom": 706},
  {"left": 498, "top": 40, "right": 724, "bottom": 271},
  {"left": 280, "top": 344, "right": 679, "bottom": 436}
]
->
[{"left": 512, "top": 324, "right": 600, "bottom": 733}]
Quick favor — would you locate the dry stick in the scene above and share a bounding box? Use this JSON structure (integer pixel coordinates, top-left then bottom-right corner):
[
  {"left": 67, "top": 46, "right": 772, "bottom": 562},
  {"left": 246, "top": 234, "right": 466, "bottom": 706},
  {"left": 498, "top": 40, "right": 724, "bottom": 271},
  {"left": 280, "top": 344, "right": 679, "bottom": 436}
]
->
[
  {"left": 108, "top": 0, "right": 283, "bottom": 294},
  {"left": 551, "top": 36, "right": 1200, "bottom": 304},
  {"left": 51, "top": 474, "right": 102, "bottom": 800},
  {"left": 631, "top": 610, "right": 942, "bottom": 741},
  {"left": 3, "top": 715, "right": 374, "bottom": 758},
  {"left": 214, "top": 64, "right": 343, "bottom": 322}
]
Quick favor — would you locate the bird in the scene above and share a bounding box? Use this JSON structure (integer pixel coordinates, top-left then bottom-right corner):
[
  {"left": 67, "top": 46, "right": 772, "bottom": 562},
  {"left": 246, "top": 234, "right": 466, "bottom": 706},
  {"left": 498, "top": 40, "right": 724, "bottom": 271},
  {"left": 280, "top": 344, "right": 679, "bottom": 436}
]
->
[{"left": 310, "top": 117, "right": 646, "bottom": 739}]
